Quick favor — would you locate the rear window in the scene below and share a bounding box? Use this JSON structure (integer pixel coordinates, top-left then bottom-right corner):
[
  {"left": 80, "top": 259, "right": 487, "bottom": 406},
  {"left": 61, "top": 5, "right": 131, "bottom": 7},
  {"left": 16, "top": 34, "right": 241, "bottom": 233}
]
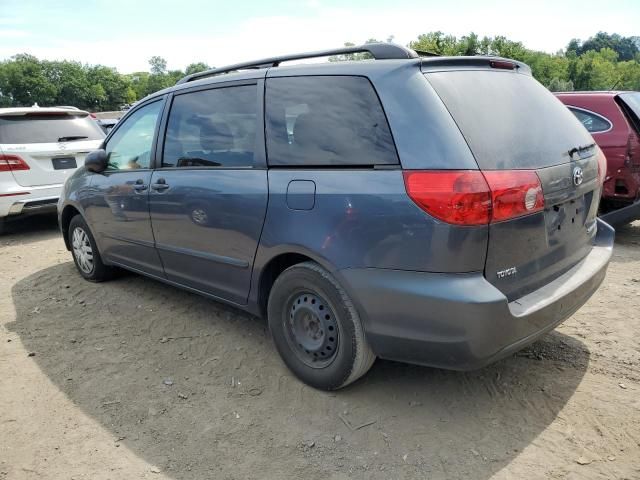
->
[
  {"left": 265, "top": 76, "right": 398, "bottom": 167},
  {"left": 0, "top": 113, "right": 105, "bottom": 144},
  {"left": 425, "top": 71, "right": 593, "bottom": 170}
]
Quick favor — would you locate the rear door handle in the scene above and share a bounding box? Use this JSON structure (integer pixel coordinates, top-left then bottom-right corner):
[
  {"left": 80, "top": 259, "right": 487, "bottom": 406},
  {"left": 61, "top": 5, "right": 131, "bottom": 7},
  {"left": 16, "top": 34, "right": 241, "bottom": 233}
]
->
[{"left": 151, "top": 178, "right": 169, "bottom": 191}]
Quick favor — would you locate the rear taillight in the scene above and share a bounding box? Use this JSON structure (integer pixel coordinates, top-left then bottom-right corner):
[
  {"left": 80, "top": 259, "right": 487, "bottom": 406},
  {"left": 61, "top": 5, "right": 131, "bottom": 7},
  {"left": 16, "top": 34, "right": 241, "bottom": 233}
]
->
[
  {"left": 0, "top": 154, "right": 30, "bottom": 172},
  {"left": 403, "top": 171, "right": 491, "bottom": 225},
  {"left": 483, "top": 171, "right": 544, "bottom": 222},
  {"left": 403, "top": 170, "right": 544, "bottom": 225}
]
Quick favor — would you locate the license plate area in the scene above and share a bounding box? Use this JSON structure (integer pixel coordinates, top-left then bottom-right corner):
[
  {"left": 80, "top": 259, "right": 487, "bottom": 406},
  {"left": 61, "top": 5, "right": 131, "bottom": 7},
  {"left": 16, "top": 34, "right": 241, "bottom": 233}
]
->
[
  {"left": 52, "top": 157, "right": 77, "bottom": 170},
  {"left": 545, "top": 194, "right": 590, "bottom": 247}
]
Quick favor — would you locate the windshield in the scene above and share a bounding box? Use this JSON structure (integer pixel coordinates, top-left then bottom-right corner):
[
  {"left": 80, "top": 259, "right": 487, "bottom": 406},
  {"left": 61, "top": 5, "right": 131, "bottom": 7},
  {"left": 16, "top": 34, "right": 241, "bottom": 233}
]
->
[{"left": 0, "top": 113, "right": 105, "bottom": 144}]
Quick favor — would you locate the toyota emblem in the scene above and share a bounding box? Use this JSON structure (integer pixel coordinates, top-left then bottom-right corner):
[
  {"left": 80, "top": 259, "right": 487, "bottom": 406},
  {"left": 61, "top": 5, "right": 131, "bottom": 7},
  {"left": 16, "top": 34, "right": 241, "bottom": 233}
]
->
[{"left": 573, "top": 166, "right": 584, "bottom": 186}]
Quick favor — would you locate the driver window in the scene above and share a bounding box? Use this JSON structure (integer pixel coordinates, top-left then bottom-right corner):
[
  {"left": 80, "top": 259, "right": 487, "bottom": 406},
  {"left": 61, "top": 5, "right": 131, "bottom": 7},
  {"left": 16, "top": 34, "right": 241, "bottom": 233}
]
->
[{"left": 105, "top": 101, "right": 162, "bottom": 170}]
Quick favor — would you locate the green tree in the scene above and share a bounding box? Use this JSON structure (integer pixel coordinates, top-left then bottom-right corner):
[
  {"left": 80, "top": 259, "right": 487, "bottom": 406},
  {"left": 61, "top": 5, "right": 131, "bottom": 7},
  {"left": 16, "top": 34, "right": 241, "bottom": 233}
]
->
[
  {"left": 0, "top": 54, "right": 57, "bottom": 106},
  {"left": 547, "top": 77, "right": 574, "bottom": 92},
  {"left": 185, "top": 62, "right": 210, "bottom": 75},
  {"left": 148, "top": 56, "right": 167, "bottom": 75},
  {"left": 576, "top": 32, "right": 639, "bottom": 61},
  {"left": 328, "top": 39, "right": 380, "bottom": 62}
]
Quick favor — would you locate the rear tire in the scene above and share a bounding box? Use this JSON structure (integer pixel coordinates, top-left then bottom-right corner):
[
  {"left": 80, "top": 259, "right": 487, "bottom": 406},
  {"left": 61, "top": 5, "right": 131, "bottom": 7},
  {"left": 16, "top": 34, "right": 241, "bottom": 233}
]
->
[
  {"left": 268, "top": 262, "right": 375, "bottom": 390},
  {"left": 68, "top": 215, "right": 115, "bottom": 282}
]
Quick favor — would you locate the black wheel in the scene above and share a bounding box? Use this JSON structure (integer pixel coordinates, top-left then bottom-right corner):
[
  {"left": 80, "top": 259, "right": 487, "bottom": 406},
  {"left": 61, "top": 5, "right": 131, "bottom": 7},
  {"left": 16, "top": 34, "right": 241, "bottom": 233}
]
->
[
  {"left": 68, "top": 215, "right": 115, "bottom": 282},
  {"left": 268, "top": 262, "right": 375, "bottom": 390}
]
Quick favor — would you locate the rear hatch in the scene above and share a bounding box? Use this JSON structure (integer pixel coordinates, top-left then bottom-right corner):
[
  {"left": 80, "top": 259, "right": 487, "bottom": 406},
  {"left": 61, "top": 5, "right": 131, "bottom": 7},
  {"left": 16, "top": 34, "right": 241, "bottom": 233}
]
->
[
  {"left": 424, "top": 64, "right": 602, "bottom": 300},
  {"left": 0, "top": 111, "right": 104, "bottom": 187},
  {"left": 616, "top": 92, "right": 640, "bottom": 170}
]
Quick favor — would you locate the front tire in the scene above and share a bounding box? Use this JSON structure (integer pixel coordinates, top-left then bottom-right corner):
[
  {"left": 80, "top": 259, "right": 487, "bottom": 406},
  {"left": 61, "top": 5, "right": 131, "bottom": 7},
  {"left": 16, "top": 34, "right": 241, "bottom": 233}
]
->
[
  {"left": 68, "top": 215, "right": 115, "bottom": 282},
  {"left": 268, "top": 262, "right": 375, "bottom": 390}
]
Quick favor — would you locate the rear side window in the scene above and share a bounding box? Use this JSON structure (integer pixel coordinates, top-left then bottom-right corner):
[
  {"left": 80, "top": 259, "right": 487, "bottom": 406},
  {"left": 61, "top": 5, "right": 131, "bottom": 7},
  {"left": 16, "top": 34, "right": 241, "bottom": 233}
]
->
[
  {"left": 568, "top": 107, "right": 611, "bottom": 133},
  {"left": 162, "top": 85, "right": 257, "bottom": 168},
  {"left": 425, "top": 71, "right": 594, "bottom": 170},
  {"left": 0, "top": 114, "right": 104, "bottom": 144},
  {"left": 265, "top": 76, "right": 398, "bottom": 166}
]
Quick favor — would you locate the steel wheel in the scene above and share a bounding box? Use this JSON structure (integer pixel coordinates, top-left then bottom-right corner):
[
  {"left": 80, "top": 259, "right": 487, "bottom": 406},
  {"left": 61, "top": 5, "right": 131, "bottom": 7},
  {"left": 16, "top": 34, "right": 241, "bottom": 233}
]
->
[
  {"left": 72, "top": 226, "right": 94, "bottom": 274},
  {"left": 284, "top": 291, "right": 339, "bottom": 368}
]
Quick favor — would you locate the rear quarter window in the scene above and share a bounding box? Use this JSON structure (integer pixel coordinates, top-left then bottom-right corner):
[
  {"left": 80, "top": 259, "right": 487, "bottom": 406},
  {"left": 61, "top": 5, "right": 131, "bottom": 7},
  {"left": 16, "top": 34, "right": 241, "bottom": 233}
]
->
[
  {"left": 0, "top": 114, "right": 105, "bottom": 144},
  {"left": 265, "top": 76, "right": 398, "bottom": 167},
  {"left": 567, "top": 107, "right": 612, "bottom": 133}
]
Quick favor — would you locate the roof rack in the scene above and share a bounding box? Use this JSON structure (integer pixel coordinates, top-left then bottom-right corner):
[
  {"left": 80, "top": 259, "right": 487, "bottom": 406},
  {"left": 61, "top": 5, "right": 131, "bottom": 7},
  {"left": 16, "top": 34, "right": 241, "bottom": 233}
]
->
[{"left": 176, "top": 42, "right": 420, "bottom": 85}]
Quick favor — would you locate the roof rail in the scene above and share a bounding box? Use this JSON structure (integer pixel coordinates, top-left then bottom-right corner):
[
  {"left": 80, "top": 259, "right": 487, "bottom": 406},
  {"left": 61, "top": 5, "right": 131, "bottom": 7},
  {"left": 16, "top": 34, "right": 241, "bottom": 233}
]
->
[{"left": 176, "top": 42, "right": 419, "bottom": 85}]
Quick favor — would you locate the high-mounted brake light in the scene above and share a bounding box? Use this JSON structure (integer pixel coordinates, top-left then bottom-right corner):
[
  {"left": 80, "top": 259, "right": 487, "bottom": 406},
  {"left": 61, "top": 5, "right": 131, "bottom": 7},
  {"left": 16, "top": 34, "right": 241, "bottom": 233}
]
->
[
  {"left": 403, "top": 170, "right": 545, "bottom": 225},
  {"left": 0, "top": 154, "right": 30, "bottom": 172},
  {"left": 489, "top": 60, "right": 516, "bottom": 70}
]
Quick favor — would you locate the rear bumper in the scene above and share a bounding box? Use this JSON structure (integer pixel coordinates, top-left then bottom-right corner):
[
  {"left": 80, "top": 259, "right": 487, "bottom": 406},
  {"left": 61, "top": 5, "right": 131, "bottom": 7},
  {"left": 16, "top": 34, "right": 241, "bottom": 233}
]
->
[
  {"left": 339, "top": 219, "right": 614, "bottom": 370},
  {"left": 0, "top": 185, "right": 61, "bottom": 219}
]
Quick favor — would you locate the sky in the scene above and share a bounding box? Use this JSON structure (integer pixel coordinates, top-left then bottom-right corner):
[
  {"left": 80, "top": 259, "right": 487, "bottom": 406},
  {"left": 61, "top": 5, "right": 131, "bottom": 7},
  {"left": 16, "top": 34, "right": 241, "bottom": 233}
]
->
[{"left": 0, "top": 0, "right": 639, "bottom": 73}]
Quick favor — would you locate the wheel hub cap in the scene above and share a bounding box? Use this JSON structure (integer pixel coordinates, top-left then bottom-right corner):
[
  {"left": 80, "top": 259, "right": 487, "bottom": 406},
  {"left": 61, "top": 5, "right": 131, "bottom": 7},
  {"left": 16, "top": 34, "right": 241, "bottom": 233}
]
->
[{"left": 72, "top": 227, "right": 94, "bottom": 274}]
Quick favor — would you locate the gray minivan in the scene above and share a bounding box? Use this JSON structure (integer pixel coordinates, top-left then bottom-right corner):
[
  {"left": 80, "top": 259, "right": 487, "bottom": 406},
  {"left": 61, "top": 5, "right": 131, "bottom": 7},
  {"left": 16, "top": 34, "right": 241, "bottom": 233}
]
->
[{"left": 58, "top": 43, "right": 614, "bottom": 390}]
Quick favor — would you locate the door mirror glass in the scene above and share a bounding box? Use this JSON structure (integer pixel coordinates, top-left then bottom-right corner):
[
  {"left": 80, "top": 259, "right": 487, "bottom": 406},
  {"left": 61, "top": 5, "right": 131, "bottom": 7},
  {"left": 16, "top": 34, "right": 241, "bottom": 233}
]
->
[{"left": 85, "top": 149, "right": 108, "bottom": 173}]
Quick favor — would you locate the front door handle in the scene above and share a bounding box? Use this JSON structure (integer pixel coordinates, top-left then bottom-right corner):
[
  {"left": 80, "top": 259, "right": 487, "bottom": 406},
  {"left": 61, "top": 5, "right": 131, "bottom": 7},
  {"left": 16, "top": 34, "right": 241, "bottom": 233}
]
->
[
  {"left": 151, "top": 178, "right": 169, "bottom": 191},
  {"left": 133, "top": 179, "right": 148, "bottom": 191}
]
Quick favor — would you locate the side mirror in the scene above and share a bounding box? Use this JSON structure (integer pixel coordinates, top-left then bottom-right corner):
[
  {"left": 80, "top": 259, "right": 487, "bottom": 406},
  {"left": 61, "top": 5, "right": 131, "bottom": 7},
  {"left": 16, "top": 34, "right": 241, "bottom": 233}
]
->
[{"left": 85, "top": 149, "right": 108, "bottom": 173}]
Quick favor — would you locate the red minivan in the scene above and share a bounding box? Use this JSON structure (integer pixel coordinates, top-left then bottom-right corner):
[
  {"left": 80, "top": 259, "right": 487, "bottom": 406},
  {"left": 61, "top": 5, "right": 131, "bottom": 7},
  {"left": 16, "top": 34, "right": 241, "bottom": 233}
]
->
[{"left": 556, "top": 91, "right": 640, "bottom": 223}]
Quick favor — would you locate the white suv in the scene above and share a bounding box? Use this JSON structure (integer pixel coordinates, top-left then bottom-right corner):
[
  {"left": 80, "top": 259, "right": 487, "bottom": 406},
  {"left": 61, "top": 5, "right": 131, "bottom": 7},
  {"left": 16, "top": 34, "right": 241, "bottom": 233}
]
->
[{"left": 0, "top": 107, "right": 104, "bottom": 232}]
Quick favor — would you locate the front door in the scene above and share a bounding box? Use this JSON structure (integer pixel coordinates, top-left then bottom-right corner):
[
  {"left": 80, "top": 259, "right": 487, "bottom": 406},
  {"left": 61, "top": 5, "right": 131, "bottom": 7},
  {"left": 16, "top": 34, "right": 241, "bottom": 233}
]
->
[
  {"left": 84, "top": 99, "right": 165, "bottom": 277},
  {"left": 149, "top": 83, "right": 268, "bottom": 304}
]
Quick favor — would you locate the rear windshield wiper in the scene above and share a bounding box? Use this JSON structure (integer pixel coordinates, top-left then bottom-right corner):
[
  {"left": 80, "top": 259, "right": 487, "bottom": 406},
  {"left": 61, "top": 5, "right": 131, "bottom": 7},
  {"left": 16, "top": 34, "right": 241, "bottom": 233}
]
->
[
  {"left": 58, "top": 135, "right": 88, "bottom": 142},
  {"left": 568, "top": 142, "right": 596, "bottom": 159}
]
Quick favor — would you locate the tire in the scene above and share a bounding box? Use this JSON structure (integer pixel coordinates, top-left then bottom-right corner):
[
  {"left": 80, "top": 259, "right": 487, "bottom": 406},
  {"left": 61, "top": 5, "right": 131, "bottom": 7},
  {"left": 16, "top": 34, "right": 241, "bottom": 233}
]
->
[
  {"left": 68, "top": 215, "right": 115, "bottom": 282},
  {"left": 268, "top": 262, "right": 375, "bottom": 390}
]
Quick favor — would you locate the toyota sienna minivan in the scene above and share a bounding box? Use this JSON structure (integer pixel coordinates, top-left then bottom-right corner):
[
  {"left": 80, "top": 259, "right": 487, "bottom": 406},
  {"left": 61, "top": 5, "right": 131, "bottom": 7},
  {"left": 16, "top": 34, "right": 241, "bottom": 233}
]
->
[{"left": 58, "top": 43, "right": 614, "bottom": 390}]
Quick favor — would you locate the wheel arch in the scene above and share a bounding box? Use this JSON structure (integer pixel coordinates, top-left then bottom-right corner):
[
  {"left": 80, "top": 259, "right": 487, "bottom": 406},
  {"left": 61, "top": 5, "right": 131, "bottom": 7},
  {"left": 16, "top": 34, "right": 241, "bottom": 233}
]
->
[
  {"left": 253, "top": 246, "right": 339, "bottom": 319},
  {"left": 60, "top": 204, "right": 82, "bottom": 250}
]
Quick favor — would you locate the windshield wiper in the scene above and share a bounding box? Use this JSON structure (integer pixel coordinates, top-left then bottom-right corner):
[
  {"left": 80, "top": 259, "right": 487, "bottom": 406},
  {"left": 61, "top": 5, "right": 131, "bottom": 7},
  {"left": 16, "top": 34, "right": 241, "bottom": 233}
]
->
[
  {"left": 568, "top": 142, "right": 596, "bottom": 159},
  {"left": 58, "top": 135, "right": 88, "bottom": 142}
]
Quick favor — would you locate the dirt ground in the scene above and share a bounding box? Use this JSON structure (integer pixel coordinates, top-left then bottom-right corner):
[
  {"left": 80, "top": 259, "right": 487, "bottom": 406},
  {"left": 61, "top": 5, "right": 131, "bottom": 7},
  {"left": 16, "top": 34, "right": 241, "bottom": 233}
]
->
[{"left": 0, "top": 215, "right": 639, "bottom": 480}]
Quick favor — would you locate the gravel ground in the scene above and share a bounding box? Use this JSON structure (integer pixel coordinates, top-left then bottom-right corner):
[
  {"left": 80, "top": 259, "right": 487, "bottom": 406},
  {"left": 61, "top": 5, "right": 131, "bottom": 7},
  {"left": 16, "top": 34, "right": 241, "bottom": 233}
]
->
[{"left": 1, "top": 215, "right": 639, "bottom": 480}]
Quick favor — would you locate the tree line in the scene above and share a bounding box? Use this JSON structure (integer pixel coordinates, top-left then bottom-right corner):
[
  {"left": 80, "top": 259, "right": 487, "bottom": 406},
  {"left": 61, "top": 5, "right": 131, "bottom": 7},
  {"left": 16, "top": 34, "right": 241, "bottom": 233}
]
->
[
  {"left": 0, "top": 55, "right": 211, "bottom": 111},
  {"left": 0, "top": 31, "right": 638, "bottom": 112}
]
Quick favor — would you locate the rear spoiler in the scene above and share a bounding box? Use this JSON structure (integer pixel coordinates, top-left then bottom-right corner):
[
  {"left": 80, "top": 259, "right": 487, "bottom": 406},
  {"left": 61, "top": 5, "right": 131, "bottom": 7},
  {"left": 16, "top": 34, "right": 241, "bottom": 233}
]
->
[
  {"left": 0, "top": 110, "right": 90, "bottom": 117},
  {"left": 420, "top": 56, "right": 532, "bottom": 75}
]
